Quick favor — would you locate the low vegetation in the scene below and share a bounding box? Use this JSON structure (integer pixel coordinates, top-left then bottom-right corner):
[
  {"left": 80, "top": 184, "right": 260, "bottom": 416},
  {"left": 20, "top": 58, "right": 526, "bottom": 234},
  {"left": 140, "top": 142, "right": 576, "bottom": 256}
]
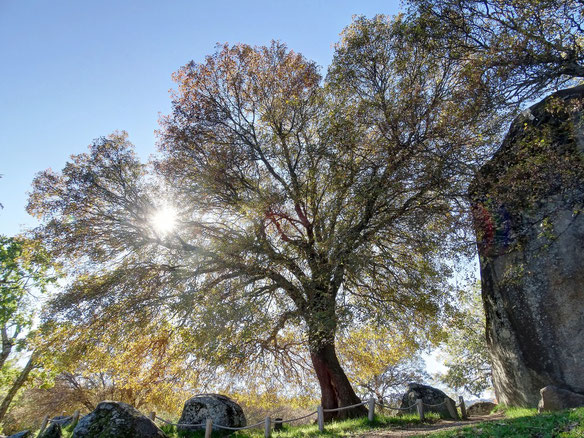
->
[
  {"left": 430, "top": 406, "right": 584, "bottom": 438},
  {"left": 157, "top": 413, "right": 440, "bottom": 438},
  {"left": 153, "top": 407, "right": 584, "bottom": 438}
]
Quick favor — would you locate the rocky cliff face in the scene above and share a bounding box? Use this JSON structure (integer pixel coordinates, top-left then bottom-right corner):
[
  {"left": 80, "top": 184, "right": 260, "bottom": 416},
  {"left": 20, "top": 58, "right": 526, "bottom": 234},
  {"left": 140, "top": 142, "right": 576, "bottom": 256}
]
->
[{"left": 471, "top": 85, "right": 584, "bottom": 407}]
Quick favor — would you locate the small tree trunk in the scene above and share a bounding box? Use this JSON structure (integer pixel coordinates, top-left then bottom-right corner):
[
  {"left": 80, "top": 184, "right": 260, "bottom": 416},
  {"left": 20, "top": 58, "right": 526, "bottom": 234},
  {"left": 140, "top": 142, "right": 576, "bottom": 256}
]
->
[
  {"left": 0, "top": 351, "right": 38, "bottom": 423},
  {"left": 0, "top": 326, "right": 13, "bottom": 370},
  {"left": 310, "top": 341, "right": 367, "bottom": 421}
]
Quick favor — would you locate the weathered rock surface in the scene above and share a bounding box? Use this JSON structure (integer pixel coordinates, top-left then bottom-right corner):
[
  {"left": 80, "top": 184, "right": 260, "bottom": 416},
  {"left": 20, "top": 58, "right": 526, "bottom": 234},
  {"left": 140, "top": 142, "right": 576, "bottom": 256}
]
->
[
  {"left": 178, "top": 394, "right": 246, "bottom": 432},
  {"left": 72, "top": 401, "right": 167, "bottom": 438},
  {"left": 470, "top": 85, "right": 584, "bottom": 407},
  {"left": 538, "top": 385, "right": 584, "bottom": 412},
  {"left": 6, "top": 431, "right": 31, "bottom": 438},
  {"left": 399, "top": 383, "right": 457, "bottom": 419},
  {"left": 467, "top": 401, "right": 497, "bottom": 416},
  {"left": 38, "top": 423, "right": 62, "bottom": 438}
]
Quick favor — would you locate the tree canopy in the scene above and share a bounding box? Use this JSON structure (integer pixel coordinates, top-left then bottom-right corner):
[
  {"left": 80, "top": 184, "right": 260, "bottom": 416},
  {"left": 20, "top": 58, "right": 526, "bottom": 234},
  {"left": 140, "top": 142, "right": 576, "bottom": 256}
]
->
[
  {"left": 407, "top": 0, "right": 584, "bottom": 104},
  {"left": 28, "top": 15, "right": 489, "bottom": 419},
  {"left": 0, "top": 235, "right": 59, "bottom": 424},
  {"left": 26, "top": 2, "right": 584, "bottom": 420}
]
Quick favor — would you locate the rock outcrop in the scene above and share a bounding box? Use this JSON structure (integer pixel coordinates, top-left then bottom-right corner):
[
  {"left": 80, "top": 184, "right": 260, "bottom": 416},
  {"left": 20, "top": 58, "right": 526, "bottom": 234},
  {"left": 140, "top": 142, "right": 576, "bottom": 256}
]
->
[
  {"left": 178, "top": 394, "right": 246, "bottom": 433},
  {"left": 6, "top": 432, "right": 31, "bottom": 438},
  {"left": 399, "top": 383, "right": 457, "bottom": 419},
  {"left": 38, "top": 423, "right": 61, "bottom": 438},
  {"left": 471, "top": 85, "right": 584, "bottom": 406},
  {"left": 72, "top": 401, "right": 167, "bottom": 438},
  {"left": 467, "top": 401, "right": 497, "bottom": 416},
  {"left": 538, "top": 385, "right": 584, "bottom": 412}
]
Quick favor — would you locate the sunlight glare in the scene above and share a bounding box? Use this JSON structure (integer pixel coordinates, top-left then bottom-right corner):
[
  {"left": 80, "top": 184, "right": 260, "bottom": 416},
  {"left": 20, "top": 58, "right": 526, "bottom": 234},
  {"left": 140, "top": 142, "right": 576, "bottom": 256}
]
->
[{"left": 151, "top": 205, "right": 177, "bottom": 236}]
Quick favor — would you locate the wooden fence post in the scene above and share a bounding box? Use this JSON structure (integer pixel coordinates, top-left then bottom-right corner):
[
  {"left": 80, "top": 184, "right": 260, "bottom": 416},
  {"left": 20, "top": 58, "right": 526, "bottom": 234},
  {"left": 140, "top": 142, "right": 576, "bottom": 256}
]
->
[
  {"left": 416, "top": 398, "right": 424, "bottom": 421},
  {"left": 148, "top": 411, "right": 156, "bottom": 421},
  {"left": 38, "top": 415, "right": 49, "bottom": 435},
  {"left": 205, "top": 418, "right": 213, "bottom": 438},
  {"left": 459, "top": 396, "right": 467, "bottom": 420},
  {"left": 368, "top": 397, "right": 375, "bottom": 422},
  {"left": 445, "top": 397, "right": 459, "bottom": 420},
  {"left": 71, "top": 410, "right": 80, "bottom": 429},
  {"left": 274, "top": 418, "right": 283, "bottom": 431},
  {"left": 264, "top": 416, "right": 271, "bottom": 438},
  {"left": 317, "top": 406, "right": 324, "bottom": 432}
]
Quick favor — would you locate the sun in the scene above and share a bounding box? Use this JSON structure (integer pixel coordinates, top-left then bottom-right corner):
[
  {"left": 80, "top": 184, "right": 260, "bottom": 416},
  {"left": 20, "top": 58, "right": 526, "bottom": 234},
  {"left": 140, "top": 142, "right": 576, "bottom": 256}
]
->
[{"left": 151, "top": 205, "right": 177, "bottom": 236}]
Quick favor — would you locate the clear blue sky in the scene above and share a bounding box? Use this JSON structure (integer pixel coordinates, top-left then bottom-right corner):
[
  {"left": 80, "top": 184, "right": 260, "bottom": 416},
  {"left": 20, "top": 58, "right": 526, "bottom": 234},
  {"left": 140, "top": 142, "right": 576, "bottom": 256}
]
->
[{"left": 0, "top": 0, "right": 401, "bottom": 236}]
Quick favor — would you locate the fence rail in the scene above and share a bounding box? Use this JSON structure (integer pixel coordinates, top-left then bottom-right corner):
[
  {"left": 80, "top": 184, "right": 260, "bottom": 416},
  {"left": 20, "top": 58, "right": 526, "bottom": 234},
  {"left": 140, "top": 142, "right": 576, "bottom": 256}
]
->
[
  {"left": 152, "top": 395, "right": 468, "bottom": 437},
  {"left": 39, "top": 395, "right": 468, "bottom": 438}
]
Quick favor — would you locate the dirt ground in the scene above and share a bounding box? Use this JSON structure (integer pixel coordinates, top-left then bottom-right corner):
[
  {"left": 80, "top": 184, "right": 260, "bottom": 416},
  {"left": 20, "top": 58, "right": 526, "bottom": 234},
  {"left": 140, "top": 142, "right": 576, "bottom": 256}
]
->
[{"left": 356, "top": 413, "right": 506, "bottom": 437}]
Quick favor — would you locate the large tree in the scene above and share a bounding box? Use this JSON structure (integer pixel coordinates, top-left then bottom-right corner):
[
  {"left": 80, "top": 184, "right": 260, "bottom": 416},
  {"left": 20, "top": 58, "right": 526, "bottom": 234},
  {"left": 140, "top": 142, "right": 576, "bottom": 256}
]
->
[
  {"left": 407, "top": 0, "right": 584, "bottom": 105},
  {"left": 29, "top": 17, "right": 492, "bottom": 419}
]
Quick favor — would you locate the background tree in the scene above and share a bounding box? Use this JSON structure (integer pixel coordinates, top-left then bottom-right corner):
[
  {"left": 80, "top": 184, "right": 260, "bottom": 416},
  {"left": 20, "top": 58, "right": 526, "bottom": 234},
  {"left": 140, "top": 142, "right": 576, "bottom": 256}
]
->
[
  {"left": 28, "top": 16, "right": 495, "bottom": 420},
  {"left": 0, "top": 235, "right": 58, "bottom": 424},
  {"left": 34, "top": 318, "right": 208, "bottom": 415},
  {"left": 438, "top": 284, "right": 492, "bottom": 397},
  {"left": 407, "top": 0, "right": 584, "bottom": 105},
  {"left": 337, "top": 325, "right": 431, "bottom": 402}
]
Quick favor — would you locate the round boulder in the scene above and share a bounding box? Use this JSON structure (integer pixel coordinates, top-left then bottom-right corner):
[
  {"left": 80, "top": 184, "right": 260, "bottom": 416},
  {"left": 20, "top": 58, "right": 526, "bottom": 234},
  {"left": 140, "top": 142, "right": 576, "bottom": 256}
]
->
[
  {"left": 538, "top": 385, "right": 584, "bottom": 412},
  {"left": 399, "top": 383, "right": 457, "bottom": 419},
  {"left": 178, "top": 394, "right": 246, "bottom": 433},
  {"left": 72, "top": 401, "right": 167, "bottom": 438},
  {"left": 6, "top": 432, "right": 31, "bottom": 438},
  {"left": 467, "top": 401, "right": 497, "bottom": 416}
]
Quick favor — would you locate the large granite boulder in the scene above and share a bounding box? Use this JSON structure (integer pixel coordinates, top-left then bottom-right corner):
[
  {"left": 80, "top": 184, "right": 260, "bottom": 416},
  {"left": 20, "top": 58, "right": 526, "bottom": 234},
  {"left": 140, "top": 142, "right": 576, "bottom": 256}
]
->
[
  {"left": 538, "top": 385, "right": 584, "bottom": 412},
  {"left": 399, "top": 383, "right": 457, "bottom": 419},
  {"left": 178, "top": 394, "right": 246, "bottom": 433},
  {"left": 467, "top": 401, "right": 497, "bottom": 416},
  {"left": 470, "top": 85, "right": 584, "bottom": 407},
  {"left": 72, "top": 401, "right": 167, "bottom": 438}
]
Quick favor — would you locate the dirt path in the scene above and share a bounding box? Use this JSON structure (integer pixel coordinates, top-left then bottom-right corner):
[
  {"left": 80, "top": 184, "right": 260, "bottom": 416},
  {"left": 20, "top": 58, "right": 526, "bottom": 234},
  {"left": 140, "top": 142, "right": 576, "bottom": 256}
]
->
[{"left": 355, "top": 413, "right": 506, "bottom": 437}]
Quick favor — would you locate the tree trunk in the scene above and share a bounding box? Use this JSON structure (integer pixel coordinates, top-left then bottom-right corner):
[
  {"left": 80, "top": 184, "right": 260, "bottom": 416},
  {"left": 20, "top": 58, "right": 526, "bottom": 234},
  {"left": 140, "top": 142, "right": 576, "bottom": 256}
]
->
[
  {"left": 310, "top": 340, "right": 367, "bottom": 421},
  {"left": 0, "top": 351, "right": 38, "bottom": 423},
  {"left": 0, "top": 326, "right": 13, "bottom": 370}
]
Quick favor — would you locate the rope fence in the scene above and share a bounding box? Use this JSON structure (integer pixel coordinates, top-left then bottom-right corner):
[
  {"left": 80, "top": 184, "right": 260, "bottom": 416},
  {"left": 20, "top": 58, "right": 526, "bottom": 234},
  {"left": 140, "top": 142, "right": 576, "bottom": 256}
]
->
[
  {"left": 322, "top": 400, "right": 367, "bottom": 412},
  {"left": 375, "top": 401, "right": 417, "bottom": 411},
  {"left": 279, "top": 410, "right": 318, "bottom": 423},
  {"left": 151, "top": 394, "right": 468, "bottom": 437},
  {"left": 37, "top": 395, "right": 469, "bottom": 438}
]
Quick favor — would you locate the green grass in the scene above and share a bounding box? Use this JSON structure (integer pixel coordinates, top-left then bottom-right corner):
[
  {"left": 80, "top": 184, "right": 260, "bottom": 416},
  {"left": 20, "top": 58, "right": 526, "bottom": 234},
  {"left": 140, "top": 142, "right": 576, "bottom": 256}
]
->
[
  {"left": 160, "top": 413, "right": 440, "bottom": 438},
  {"left": 42, "top": 407, "right": 584, "bottom": 437},
  {"left": 427, "top": 406, "right": 584, "bottom": 438}
]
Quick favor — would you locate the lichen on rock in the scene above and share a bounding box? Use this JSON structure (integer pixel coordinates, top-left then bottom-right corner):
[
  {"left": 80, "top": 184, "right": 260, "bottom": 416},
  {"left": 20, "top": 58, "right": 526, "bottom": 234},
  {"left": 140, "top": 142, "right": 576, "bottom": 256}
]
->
[
  {"left": 71, "top": 401, "right": 167, "bottom": 438},
  {"left": 471, "top": 85, "right": 584, "bottom": 407}
]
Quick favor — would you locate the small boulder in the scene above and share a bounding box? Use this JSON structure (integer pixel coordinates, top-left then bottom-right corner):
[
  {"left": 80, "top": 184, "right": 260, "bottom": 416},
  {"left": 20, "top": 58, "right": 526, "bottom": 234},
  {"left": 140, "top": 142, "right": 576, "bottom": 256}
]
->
[
  {"left": 178, "top": 394, "right": 246, "bottom": 433},
  {"left": 538, "top": 385, "right": 584, "bottom": 412},
  {"left": 6, "top": 432, "right": 31, "bottom": 438},
  {"left": 72, "top": 401, "right": 167, "bottom": 438},
  {"left": 399, "top": 383, "right": 458, "bottom": 419},
  {"left": 467, "top": 401, "right": 497, "bottom": 416},
  {"left": 38, "top": 423, "right": 61, "bottom": 438}
]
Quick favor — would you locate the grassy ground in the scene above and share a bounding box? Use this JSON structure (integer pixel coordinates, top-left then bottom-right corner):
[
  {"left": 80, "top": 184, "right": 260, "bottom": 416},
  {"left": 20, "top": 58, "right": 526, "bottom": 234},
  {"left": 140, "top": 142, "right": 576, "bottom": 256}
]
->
[
  {"left": 160, "top": 413, "right": 441, "bottom": 438},
  {"left": 426, "top": 406, "right": 584, "bottom": 438},
  {"left": 41, "top": 407, "right": 584, "bottom": 437},
  {"left": 160, "top": 407, "right": 584, "bottom": 438}
]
